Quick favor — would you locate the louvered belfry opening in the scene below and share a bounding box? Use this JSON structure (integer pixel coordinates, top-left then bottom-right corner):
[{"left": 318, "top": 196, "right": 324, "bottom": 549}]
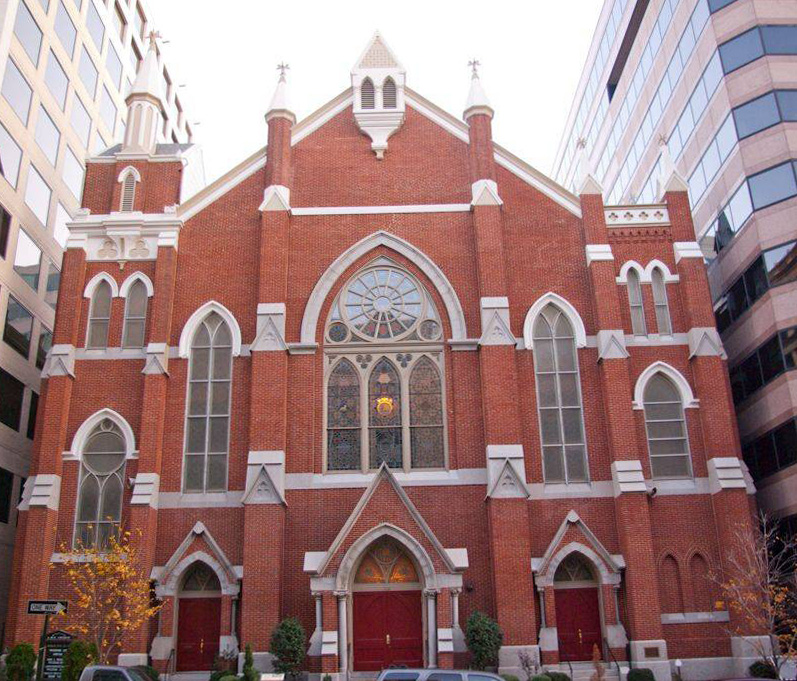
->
[
  {"left": 361, "top": 78, "right": 375, "bottom": 109},
  {"left": 383, "top": 77, "right": 397, "bottom": 108},
  {"left": 120, "top": 173, "right": 136, "bottom": 212}
]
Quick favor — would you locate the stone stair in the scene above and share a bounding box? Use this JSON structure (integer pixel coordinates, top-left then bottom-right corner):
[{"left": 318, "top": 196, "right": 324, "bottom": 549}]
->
[{"left": 551, "top": 661, "right": 622, "bottom": 681}]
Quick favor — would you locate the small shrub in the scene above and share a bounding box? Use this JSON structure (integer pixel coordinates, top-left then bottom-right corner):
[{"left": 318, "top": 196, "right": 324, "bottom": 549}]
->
[
  {"left": 547, "top": 673, "right": 570, "bottom": 681},
  {"left": 502, "top": 675, "right": 520, "bottom": 681},
  {"left": 465, "top": 611, "right": 503, "bottom": 671},
  {"left": 270, "top": 618, "right": 306, "bottom": 679},
  {"left": 627, "top": 669, "right": 656, "bottom": 681},
  {"left": 6, "top": 644, "right": 36, "bottom": 681},
  {"left": 62, "top": 641, "right": 98, "bottom": 681},
  {"left": 242, "top": 644, "right": 257, "bottom": 681},
  {"left": 322, "top": 676, "right": 332, "bottom": 681},
  {"left": 749, "top": 661, "right": 778, "bottom": 679},
  {"left": 531, "top": 676, "right": 551, "bottom": 681},
  {"left": 219, "top": 675, "right": 238, "bottom": 681},
  {"left": 131, "top": 666, "right": 159, "bottom": 681},
  {"left": 209, "top": 672, "right": 228, "bottom": 681}
]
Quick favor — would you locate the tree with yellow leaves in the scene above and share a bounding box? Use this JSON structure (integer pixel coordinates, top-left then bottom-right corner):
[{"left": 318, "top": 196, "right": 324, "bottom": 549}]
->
[
  {"left": 55, "top": 529, "right": 161, "bottom": 664},
  {"left": 712, "top": 512, "right": 797, "bottom": 677}
]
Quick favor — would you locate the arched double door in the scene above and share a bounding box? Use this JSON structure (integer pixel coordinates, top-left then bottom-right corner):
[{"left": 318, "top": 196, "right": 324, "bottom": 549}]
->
[
  {"left": 176, "top": 562, "right": 222, "bottom": 671},
  {"left": 554, "top": 553, "right": 602, "bottom": 661},
  {"left": 352, "top": 538, "right": 424, "bottom": 671}
]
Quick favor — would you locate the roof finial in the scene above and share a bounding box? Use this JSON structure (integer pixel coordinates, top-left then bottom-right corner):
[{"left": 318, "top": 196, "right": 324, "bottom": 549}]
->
[
  {"left": 147, "top": 30, "right": 161, "bottom": 52},
  {"left": 266, "top": 62, "right": 295, "bottom": 124},
  {"left": 277, "top": 62, "right": 290, "bottom": 81},
  {"left": 464, "top": 58, "right": 493, "bottom": 121},
  {"left": 468, "top": 59, "right": 481, "bottom": 77}
]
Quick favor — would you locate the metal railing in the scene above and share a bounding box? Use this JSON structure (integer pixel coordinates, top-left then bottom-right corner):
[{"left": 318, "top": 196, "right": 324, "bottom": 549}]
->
[
  {"left": 603, "top": 639, "right": 622, "bottom": 678},
  {"left": 164, "top": 649, "right": 176, "bottom": 681}
]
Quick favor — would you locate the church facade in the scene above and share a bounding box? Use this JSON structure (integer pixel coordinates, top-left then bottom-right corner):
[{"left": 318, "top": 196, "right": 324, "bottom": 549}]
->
[{"left": 5, "top": 34, "right": 765, "bottom": 681}]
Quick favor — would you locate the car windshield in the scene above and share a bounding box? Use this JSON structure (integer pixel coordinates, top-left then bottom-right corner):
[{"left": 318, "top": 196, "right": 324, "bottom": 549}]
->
[{"left": 127, "top": 670, "right": 151, "bottom": 681}]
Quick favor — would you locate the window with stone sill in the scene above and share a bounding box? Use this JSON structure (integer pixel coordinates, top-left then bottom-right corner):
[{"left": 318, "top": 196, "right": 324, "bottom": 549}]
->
[
  {"left": 324, "top": 262, "right": 446, "bottom": 473},
  {"left": 643, "top": 374, "right": 693, "bottom": 479},
  {"left": 651, "top": 268, "right": 672, "bottom": 336},
  {"left": 87, "top": 279, "right": 112, "bottom": 349},
  {"left": 627, "top": 269, "right": 646, "bottom": 336},
  {"left": 122, "top": 279, "right": 147, "bottom": 347}
]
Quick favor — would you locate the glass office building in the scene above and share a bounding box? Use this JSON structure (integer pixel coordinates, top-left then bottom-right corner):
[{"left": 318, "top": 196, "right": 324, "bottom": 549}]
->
[{"left": 0, "top": 0, "right": 196, "bottom": 640}]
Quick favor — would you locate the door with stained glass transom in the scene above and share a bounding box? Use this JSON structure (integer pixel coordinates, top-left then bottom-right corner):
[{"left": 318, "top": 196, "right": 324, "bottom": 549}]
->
[{"left": 352, "top": 538, "right": 424, "bottom": 671}]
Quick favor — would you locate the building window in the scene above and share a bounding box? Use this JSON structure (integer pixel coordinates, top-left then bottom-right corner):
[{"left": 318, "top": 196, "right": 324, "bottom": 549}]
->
[
  {"left": 74, "top": 418, "right": 126, "bottom": 549},
  {"left": 86, "top": 1, "right": 105, "bottom": 50},
  {"left": 743, "top": 417, "right": 797, "bottom": 481},
  {"left": 651, "top": 268, "right": 672, "bottom": 335},
  {"left": 0, "top": 368, "right": 24, "bottom": 430},
  {"left": 361, "top": 78, "right": 375, "bottom": 109},
  {"left": 106, "top": 44, "right": 123, "bottom": 91},
  {"left": 0, "top": 124, "right": 23, "bottom": 188},
  {"left": 627, "top": 269, "right": 646, "bottom": 335},
  {"left": 54, "top": 1, "right": 76, "bottom": 57},
  {"left": 122, "top": 279, "right": 147, "bottom": 347},
  {"left": 0, "top": 205, "right": 10, "bottom": 258},
  {"left": 383, "top": 77, "right": 397, "bottom": 108},
  {"left": 45, "top": 263, "right": 60, "bottom": 308},
  {"left": 44, "top": 51, "right": 68, "bottom": 110},
  {"left": 719, "top": 25, "right": 797, "bottom": 74},
  {"left": 37, "top": 326, "right": 52, "bottom": 369},
  {"left": 112, "top": 3, "right": 125, "bottom": 41},
  {"left": 27, "top": 391, "right": 39, "bottom": 440},
  {"left": 53, "top": 203, "right": 70, "bottom": 248},
  {"left": 134, "top": 4, "right": 145, "bottom": 38},
  {"left": 4, "top": 295, "right": 33, "bottom": 358},
  {"left": 729, "top": 326, "right": 797, "bottom": 405},
  {"left": 78, "top": 50, "right": 99, "bottom": 99},
  {"left": 532, "top": 303, "right": 588, "bottom": 483},
  {"left": 63, "top": 147, "right": 84, "bottom": 199},
  {"left": 119, "top": 169, "right": 136, "bottom": 211},
  {"left": 2, "top": 60, "right": 33, "bottom": 124},
  {"left": 24, "top": 165, "right": 51, "bottom": 226},
  {"left": 324, "top": 263, "right": 447, "bottom": 472},
  {"left": 643, "top": 374, "right": 692, "bottom": 478},
  {"left": 14, "top": 2, "right": 43, "bottom": 66},
  {"left": 183, "top": 312, "right": 232, "bottom": 493},
  {"left": 0, "top": 467, "right": 12, "bottom": 523},
  {"left": 35, "top": 106, "right": 60, "bottom": 165},
  {"left": 70, "top": 95, "right": 92, "bottom": 147},
  {"left": 14, "top": 228, "right": 41, "bottom": 290},
  {"left": 99, "top": 86, "right": 117, "bottom": 135},
  {"left": 87, "top": 279, "right": 112, "bottom": 348}
]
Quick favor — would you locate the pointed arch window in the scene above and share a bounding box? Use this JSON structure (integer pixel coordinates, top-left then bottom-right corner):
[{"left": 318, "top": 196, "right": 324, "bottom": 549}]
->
[
  {"left": 324, "top": 261, "right": 447, "bottom": 472},
  {"left": 651, "top": 268, "right": 672, "bottom": 336},
  {"left": 361, "top": 78, "right": 375, "bottom": 109},
  {"left": 74, "top": 418, "right": 126, "bottom": 549},
  {"left": 183, "top": 312, "right": 232, "bottom": 493},
  {"left": 627, "top": 269, "right": 647, "bottom": 336},
  {"left": 643, "top": 374, "right": 692, "bottom": 478},
  {"left": 182, "top": 562, "right": 221, "bottom": 593},
  {"left": 383, "top": 77, "right": 397, "bottom": 108},
  {"left": 122, "top": 279, "right": 148, "bottom": 348},
  {"left": 120, "top": 170, "right": 137, "bottom": 212},
  {"left": 87, "top": 279, "right": 112, "bottom": 349},
  {"left": 532, "top": 304, "right": 588, "bottom": 483}
]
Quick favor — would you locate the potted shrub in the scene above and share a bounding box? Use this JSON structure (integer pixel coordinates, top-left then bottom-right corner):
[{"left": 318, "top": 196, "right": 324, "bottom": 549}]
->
[{"left": 465, "top": 611, "right": 503, "bottom": 671}]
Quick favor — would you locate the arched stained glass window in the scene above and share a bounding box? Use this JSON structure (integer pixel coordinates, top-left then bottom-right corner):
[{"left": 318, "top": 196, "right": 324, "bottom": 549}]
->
[
  {"left": 75, "top": 418, "right": 126, "bottom": 549},
  {"left": 354, "top": 538, "right": 420, "bottom": 585},
  {"left": 554, "top": 553, "right": 595, "bottom": 583},
  {"left": 327, "top": 359, "right": 361, "bottom": 471},
  {"left": 369, "top": 358, "right": 402, "bottom": 469},
  {"left": 643, "top": 374, "right": 692, "bottom": 478},
  {"left": 533, "top": 304, "right": 588, "bottom": 483},
  {"left": 122, "top": 279, "right": 148, "bottom": 348},
  {"left": 651, "top": 268, "right": 672, "bottom": 336},
  {"left": 182, "top": 562, "right": 221, "bottom": 592},
  {"left": 183, "top": 312, "right": 232, "bottom": 493},
  {"left": 627, "top": 269, "right": 646, "bottom": 336},
  {"left": 409, "top": 357, "right": 443, "bottom": 468},
  {"left": 87, "top": 279, "right": 112, "bottom": 349}
]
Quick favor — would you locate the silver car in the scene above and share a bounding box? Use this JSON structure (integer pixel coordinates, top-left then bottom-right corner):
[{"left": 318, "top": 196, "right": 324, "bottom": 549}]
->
[{"left": 376, "top": 670, "right": 504, "bottom": 681}]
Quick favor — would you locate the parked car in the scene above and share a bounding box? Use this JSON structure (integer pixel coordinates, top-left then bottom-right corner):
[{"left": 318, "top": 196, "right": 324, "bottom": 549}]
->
[
  {"left": 78, "top": 666, "right": 154, "bottom": 681},
  {"left": 377, "top": 670, "right": 504, "bottom": 681}
]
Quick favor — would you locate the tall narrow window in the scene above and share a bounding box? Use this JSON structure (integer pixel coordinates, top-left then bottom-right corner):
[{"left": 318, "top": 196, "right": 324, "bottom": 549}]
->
[
  {"left": 87, "top": 280, "right": 112, "bottom": 349},
  {"left": 120, "top": 171, "right": 136, "bottom": 211},
  {"left": 651, "top": 268, "right": 672, "bottom": 335},
  {"left": 533, "top": 304, "right": 588, "bottom": 483},
  {"left": 122, "top": 279, "right": 148, "bottom": 347},
  {"left": 627, "top": 269, "right": 646, "bottom": 335},
  {"left": 369, "top": 358, "right": 402, "bottom": 469},
  {"left": 75, "top": 418, "right": 126, "bottom": 549},
  {"left": 361, "top": 78, "right": 375, "bottom": 109},
  {"left": 409, "top": 357, "right": 444, "bottom": 468},
  {"left": 643, "top": 374, "right": 692, "bottom": 478},
  {"left": 183, "top": 312, "right": 232, "bottom": 493},
  {"left": 327, "top": 359, "right": 361, "bottom": 471},
  {"left": 383, "top": 77, "right": 397, "bottom": 108}
]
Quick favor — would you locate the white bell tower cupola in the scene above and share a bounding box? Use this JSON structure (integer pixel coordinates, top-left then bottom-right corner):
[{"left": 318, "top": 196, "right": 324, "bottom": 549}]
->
[
  {"left": 352, "top": 32, "right": 406, "bottom": 159},
  {"left": 122, "top": 31, "right": 165, "bottom": 155}
]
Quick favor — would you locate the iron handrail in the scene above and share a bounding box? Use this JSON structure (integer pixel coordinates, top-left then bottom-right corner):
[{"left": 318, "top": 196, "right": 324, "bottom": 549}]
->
[
  {"left": 603, "top": 639, "right": 622, "bottom": 678},
  {"left": 165, "top": 648, "right": 176, "bottom": 681}
]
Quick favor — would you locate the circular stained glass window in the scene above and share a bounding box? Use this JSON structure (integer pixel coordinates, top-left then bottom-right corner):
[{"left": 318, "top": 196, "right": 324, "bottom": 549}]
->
[
  {"left": 343, "top": 267, "right": 425, "bottom": 341},
  {"left": 328, "top": 321, "right": 349, "bottom": 343}
]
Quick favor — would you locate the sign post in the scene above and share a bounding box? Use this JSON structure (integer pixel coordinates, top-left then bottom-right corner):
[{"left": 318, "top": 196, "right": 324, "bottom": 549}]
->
[{"left": 27, "top": 601, "right": 68, "bottom": 681}]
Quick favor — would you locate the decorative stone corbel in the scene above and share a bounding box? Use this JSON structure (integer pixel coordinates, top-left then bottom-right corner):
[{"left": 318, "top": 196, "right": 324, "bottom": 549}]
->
[
  {"left": 142, "top": 342, "right": 169, "bottom": 374},
  {"left": 610, "top": 460, "right": 646, "bottom": 496},
  {"left": 486, "top": 444, "right": 530, "bottom": 499},
  {"left": 471, "top": 179, "right": 502, "bottom": 207},
  {"left": 242, "top": 451, "right": 286, "bottom": 505},
  {"left": 673, "top": 241, "right": 703, "bottom": 263},
  {"left": 479, "top": 297, "right": 515, "bottom": 346},
  {"left": 707, "top": 457, "right": 747, "bottom": 495},
  {"left": 259, "top": 185, "right": 291, "bottom": 212},
  {"left": 251, "top": 303, "right": 287, "bottom": 352},
  {"left": 687, "top": 327, "right": 726, "bottom": 359},
  {"left": 28, "top": 474, "right": 61, "bottom": 510},
  {"left": 596, "top": 329, "right": 629, "bottom": 360},
  {"left": 585, "top": 244, "right": 613, "bottom": 265},
  {"left": 130, "top": 472, "right": 160, "bottom": 507},
  {"left": 41, "top": 344, "right": 76, "bottom": 379}
]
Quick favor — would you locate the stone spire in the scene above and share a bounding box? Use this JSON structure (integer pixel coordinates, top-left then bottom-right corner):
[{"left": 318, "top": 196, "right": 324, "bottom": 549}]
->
[
  {"left": 464, "top": 60, "right": 493, "bottom": 121},
  {"left": 575, "top": 138, "right": 602, "bottom": 196},
  {"left": 266, "top": 63, "right": 296, "bottom": 124},
  {"left": 122, "top": 31, "right": 165, "bottom": 155},
  {"left": 656, "top": 135, "right": 689, "bottom": 199}
]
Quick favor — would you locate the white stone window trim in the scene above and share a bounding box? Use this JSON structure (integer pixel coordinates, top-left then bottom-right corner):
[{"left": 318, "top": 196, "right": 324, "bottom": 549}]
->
[
  {"left": 119, "top": 271, "right": 154, "bottom": 298},
  {"left": 632, "top": 361, "right": 699, "bottom": 410},
  {"left": 651, "top": 267, "right": 673, "bottom": 336},
  {"left": 323, "top": 350, "right": 449, "bottom": 475},
  {"left": 522, "top": 292, "right": 587, "bottom": 350},
  {"left": 83, "top": 271, "right": 119, "bottom": 298},
  {"left": 616, "top": 259, "right": 679, "bottom": 284},
  {"left": 117, "top": 165, "right": 141, "bottom": 212},
  {"left": 121, "top": 277, "right": 150, "bottom": 349},
  {"left": 178, "top": 300, "right": 243, "bottom": 358}
]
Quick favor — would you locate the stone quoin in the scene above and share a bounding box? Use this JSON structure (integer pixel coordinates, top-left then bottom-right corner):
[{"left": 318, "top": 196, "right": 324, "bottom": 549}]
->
[{"left": 5, "top": 31, "right": 766, "bottom": 681}]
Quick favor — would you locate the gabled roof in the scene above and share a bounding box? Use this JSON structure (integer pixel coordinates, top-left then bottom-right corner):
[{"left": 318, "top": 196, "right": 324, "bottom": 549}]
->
[
  {"left": 353, "top": 31, "right": 404, "bottom": 71},
  {"left": 177, "top": 84, "right": 582, "bottom": 221}
]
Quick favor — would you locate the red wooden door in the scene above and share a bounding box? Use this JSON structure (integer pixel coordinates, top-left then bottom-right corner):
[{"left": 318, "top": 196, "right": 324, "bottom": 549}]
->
[
  {"left": 353, "top": 591, "right": 423, "bottom": 671},
  {"left": 554, "top": 587, "right": 602, "bottom": 662},
  {"left": 177, "top": 597, "right": 221, "bottom": 671}
]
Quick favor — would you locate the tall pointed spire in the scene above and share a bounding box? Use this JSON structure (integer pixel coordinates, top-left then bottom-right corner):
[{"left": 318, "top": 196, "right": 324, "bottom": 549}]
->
[
  {"left": 464, "top": 60, "right": 493, "bottom": 121},
  {"left": 122, "top": 31, "right": 164, "bottom": 154},
  {"left": 575, "top": 138, "right": 602, "bottom": 195},
  {"left": 266, "top": 63, "right": 296, "bottom": 124},
  {"left": 656, "top": 135, "right": 689, "bottom": 199}
]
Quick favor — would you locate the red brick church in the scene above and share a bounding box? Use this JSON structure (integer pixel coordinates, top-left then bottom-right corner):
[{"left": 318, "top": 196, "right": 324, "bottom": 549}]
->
[{"left": 6, "top": 33, "right": 766, "bottom": 681}]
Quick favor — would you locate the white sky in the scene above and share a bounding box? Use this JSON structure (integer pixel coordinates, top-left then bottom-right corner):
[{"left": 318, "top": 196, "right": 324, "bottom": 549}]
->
[{"left": 151, "top": 0, "right": 604, "bottom": 184}]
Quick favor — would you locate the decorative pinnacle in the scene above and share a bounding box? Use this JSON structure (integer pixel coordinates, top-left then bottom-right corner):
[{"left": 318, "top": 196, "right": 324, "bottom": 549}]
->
[
  {"left": 147, "top": 30, "right": 161, "bottom": 51},
  {"left": 576, "top": 137, "right": 587, "bottom": 150},
  {"left": 468, "top": 59, "right": 481, "bottom": 77},
  {"left": 277, "top": 62, "right": 290, "bottom": 81}
]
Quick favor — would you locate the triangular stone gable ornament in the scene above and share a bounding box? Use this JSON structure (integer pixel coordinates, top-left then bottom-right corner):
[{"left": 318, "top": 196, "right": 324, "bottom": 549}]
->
[
  {"left": 242, "top": 465, "right": 283, "bottom": 505},
  {"left": 359, "top": 35, "right": 399, "bottom": 69},
  {"left": 479, "top": 310, "right": 515, "bottom": 346},
  {"left": 596, "top": 329, "right": 629, "bottom": 360},
  {"left": 687, "top": 327, "right": 726, "bottom": 359},
  {"left": 251, "top": 315, "right": 287, "bottom": 352},
  {"left": 471, "top": 179, "right": 503, "bottom": 207},
  {"left": 488, "top": 459, "right": 530, "bottom": 499},
  {"left": 142, "top": 344, "right": 169, "bottom": 375},
  {"left": 259, "top": 184, "right": 291, "bottom": 212}
]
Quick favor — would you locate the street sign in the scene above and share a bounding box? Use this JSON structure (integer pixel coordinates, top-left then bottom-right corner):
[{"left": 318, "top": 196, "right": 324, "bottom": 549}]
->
[
  {"left": 42, "top": 631, "right": 73, "bottom": 681},
  {"left": 27, "top": 601, "right": 68, "bottom": 615}
]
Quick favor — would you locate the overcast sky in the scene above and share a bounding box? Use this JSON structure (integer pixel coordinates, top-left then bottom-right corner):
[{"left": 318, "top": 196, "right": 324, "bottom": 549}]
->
[{"left": 151, "top": 0, "right": 604, "bottom": 184}]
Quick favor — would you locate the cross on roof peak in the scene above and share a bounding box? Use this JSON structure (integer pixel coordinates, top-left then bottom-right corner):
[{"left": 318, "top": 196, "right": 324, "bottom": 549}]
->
[
  {"left": 468, "top": 59, "right": 481, "bottom": 77},
  {"left": 277, "top": 62, "right": 290, "bottom": 80}
]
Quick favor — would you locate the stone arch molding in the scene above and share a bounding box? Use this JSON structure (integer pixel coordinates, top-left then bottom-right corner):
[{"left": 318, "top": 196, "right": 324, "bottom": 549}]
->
[
  {"left": 158, "top": 551, "right": 238, "bottom": 597},
  {"left": 616, "top": 259, "right": 679, "bottom": 284},
  {"left": 178, "top": 300, "right": 243, "bottom": 358},
  {"left": 69, "top": 408, "right": 137, "bottom": 459},
  {"left": 117, "top": 165, "right": 142, "bottom": 184},
  {"left": 523, "top": 292, "right": 587, "bottom": 350},
  {"left": 119, "top": 271, "right": 154, "bottom": 298},
  {"left": 633, "top": 361, "right": 698, "bottom": 410},
  {"left": 544, "top": 542, "right": 618, "bottom": 586},
  {"left": 300, "top": 230, "right": 468, "bottom": 344},
  {"left": 335, "top": 523, "right": 438, "bottom": 592},
  {"left": 83, "top": 272, "right": 119, "bottom": 299}
]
